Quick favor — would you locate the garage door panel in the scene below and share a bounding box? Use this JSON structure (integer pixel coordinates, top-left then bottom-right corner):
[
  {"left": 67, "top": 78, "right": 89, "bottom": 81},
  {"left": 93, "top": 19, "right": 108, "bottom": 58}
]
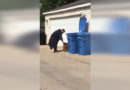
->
[{"left": 50, "top": 16, "right": 80, "bottom": 46}]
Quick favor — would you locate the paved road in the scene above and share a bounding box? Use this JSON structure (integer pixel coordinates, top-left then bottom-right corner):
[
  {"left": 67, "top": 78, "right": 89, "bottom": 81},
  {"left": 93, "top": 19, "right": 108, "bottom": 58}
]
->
[
  {"left": 40, "top": 46, "right": 90, "bottom": 90},
  {"left": 0, "top": 45, "right": 39, "bottom": 90}
]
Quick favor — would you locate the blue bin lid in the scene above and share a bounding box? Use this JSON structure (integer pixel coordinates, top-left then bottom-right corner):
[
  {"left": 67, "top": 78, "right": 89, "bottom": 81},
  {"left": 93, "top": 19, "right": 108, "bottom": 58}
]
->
[
  {"left": 79, "top": 17, "right": 87, "bottom": 32},
  {"left": 66, "top": 33, "right": 78, "bottom": 36},
  {"left": 77, "top": 32, "right": 90, "bottom": 37}
]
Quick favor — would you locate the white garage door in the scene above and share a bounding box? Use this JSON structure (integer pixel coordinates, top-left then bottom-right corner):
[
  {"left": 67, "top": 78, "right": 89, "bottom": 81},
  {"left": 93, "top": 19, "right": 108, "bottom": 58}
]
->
[{"left": 50, "top": 16, "right": 80, "bottom": 46}]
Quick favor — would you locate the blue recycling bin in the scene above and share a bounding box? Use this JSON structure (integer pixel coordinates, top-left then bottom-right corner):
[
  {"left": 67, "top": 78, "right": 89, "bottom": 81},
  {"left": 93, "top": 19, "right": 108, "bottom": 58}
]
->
[
  {"left": 79, "top": 17, "right": 87, "bottom": 32},
  {"left": 77, "top": 33, "right": 90, "bottom": 55},
  {"left": 66, "top": 17, "right": 89, "bottom": 55},
  {"left": 67, "top": 33, "right": 78, "bottom": 54}
]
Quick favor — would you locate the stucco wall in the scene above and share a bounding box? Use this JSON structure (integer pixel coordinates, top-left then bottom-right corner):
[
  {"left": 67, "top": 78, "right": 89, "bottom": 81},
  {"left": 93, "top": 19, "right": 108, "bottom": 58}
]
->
[{"left": 44, "top": 7, "right": 91, "bottom": 44}]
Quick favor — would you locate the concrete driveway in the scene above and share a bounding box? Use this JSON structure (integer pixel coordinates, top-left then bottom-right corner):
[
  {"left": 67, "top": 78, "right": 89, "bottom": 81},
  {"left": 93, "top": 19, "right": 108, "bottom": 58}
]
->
[{"left": 40, "top": 45, "right": 90, "bottom": 90}]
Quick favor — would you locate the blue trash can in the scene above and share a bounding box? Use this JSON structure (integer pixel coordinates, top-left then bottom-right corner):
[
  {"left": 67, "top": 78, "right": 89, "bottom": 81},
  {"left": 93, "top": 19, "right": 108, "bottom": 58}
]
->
[
  {"left": 67, "top": 33, "right": 78, "bottom": 54},
  {"left": 77, "top": 33, "right": 90, "bottom": 55},
  {"left": 79, "top": 17, "right": 87, "bottom": 32},
  {"left": 66, "top": 17, "right": 88, "bottom": 55}
]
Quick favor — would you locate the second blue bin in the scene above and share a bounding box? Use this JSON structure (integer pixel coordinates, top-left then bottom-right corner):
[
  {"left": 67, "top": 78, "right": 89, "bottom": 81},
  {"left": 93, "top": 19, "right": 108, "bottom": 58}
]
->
[
  {"left": 67, "top": 33, "right": 78, "bottom": 54},
  {"left": 77, "top": 33, "right": 90, "bottom": 55}
]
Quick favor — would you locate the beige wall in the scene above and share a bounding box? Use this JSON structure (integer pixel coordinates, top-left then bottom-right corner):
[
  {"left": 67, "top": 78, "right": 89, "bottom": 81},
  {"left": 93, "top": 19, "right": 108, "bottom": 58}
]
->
[{"left": 44, "top": 7, "right": 91, "bottom": 44}]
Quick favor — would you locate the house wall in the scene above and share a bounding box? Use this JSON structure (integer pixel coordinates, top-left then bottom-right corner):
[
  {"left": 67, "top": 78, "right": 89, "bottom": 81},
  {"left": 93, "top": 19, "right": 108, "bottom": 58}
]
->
[{"left": 44, "top": 7, "right": 91, "bottom": 44}]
